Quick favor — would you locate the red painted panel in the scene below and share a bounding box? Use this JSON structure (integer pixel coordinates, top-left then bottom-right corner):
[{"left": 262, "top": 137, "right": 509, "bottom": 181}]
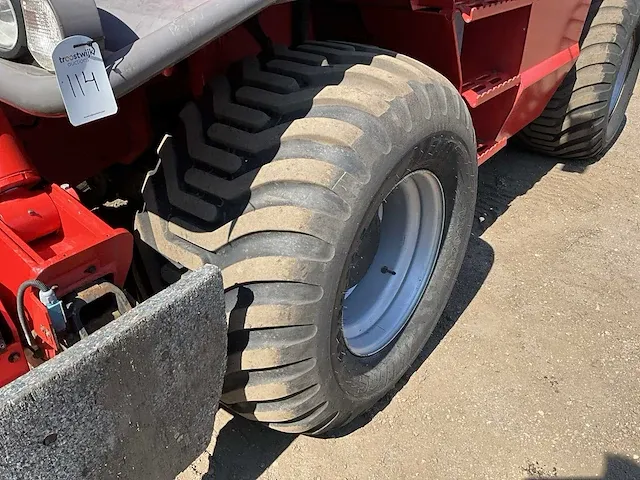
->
[
  {"left": 520, "top": 0, "right": 590, "bottom": 71},
  {"left": 460, "top": 6, "right": 530, "bottom": 84},
  {"left": 500, "top": 44, "right": 580, "bottom": 139},
  {"left": 4, "top": 89, "right": 151, "bottom": 186},
  {"left": 0, "top": 189, "right": 61, "bottom": 243},
  {"left": 486, "top": 0, "right": 588, "bottom": 148},
  {"left": 472, "top": 87, "right": 519, "bottom": 143},
  {"left": 338, "top": 0, "right": 590, "bottom": 163},
  {"left": 0, "top": 108, "right": 39, "bottom": 192},
  {"left": 0, "top": 300, "right": 29, "bottom": 386},
  {"left": 359, "top": 7, "right": 463, "bottom": 87}
]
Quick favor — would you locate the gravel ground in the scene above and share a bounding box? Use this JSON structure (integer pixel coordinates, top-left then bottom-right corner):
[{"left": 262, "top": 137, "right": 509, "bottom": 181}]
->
[{"left": 179, "top": 83, "right": 640, "bottom": 480}]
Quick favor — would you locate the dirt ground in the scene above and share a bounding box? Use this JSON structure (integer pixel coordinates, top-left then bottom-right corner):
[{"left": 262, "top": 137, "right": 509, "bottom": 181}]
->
[{"left": 179, "top": 86, "right": 640, "bottom": 480}]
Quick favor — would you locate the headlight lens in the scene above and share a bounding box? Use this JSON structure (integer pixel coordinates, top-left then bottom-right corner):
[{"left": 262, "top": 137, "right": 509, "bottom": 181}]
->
[
  {"left": 0, "top": 0, "right": 27, "bottom": 59},
  {"left": 21, "top": 0, "right": 63, "bottom": 71},
  {"left": 0, "top": 0, "right": 19, "bottom": 52},
  {"left": 22, "top": 0, "right": 103, "bottom": 72}
]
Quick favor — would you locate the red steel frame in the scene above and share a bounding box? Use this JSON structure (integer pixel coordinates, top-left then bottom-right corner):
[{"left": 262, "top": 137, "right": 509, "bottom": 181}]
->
[
  {"left": 0, "top": 0, "right": 591, "bottom": 385},
  {"left": 2, "top": 0, "right": 591, "bottom": 180},
  {"left": 340, "top": 0, "right": 590, "bottom": 163},
  {"left": 0, "top": 112, "right": 132, "bottom": 384}
]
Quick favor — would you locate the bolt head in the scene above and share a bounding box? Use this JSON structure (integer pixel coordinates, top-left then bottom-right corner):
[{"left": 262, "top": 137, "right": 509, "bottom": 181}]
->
[{"left": 43, "top": 433, "right": 58, "bottom": 446}]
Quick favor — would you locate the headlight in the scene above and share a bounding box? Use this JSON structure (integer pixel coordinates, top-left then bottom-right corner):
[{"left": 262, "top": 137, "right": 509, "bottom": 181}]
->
[
  {"left": 21, "top": 0, "right": 103, "bottom": 72},
  {"left": 0, "top": 0, "right": 27, "bottom": 59}
]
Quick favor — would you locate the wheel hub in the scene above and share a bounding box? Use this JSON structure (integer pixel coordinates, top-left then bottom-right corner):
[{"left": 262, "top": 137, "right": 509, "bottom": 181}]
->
[{"left": 342, "top": 170, "right": 445, "bottom": 357}]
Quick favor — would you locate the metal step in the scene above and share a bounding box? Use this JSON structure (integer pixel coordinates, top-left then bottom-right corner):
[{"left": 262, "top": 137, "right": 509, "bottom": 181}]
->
[
  {"left": 462, "top": 71, "right": 521, "bottom": 107},
  {"left": 456, "top": 0, "right": 533, "bottom": 22}
]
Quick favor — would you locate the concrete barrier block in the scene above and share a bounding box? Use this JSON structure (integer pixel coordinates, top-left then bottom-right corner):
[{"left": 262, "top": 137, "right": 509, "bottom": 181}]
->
[{"left": 0, "top": 265, "right": 227, "bottom": 480}]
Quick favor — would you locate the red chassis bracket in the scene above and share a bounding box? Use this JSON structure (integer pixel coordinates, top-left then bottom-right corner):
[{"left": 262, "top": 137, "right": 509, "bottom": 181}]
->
[
  {"left": 0, "top": 300, "right": 29, "bottom": 386},
  {"left": 0, "top": 186, "right": 133, "bottom": 353},
  {"left": 0, "top": 110, "right": 132, "bottom": 383}
]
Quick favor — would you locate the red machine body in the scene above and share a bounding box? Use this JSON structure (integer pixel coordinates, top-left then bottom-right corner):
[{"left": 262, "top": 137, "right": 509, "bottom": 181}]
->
[
  {"left": 329, "top": 0, "right": 590, "bottom": 162},
  {"left": 4, "top": 0, "right": 590, "bottom": 185},
  {"left": 0, "top": 299, "right": 29, "bottom": 386},
  {"left": 0, "top": 110, "right": 132, "bottom": 385},
  {"left": 1, "top": 1, "right": 591, "bottom": 183},
  {"left": 0, "top": 0, "right": 591, "bottom": 387}
]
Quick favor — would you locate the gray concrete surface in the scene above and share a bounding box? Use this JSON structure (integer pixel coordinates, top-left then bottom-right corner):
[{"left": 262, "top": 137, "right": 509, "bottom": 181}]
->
[
  {"left": 180, "top": 88, "right": 640, "bottom": 479},
  {"left": 0, "top": 266, "right": 226, "bottom": 480}
]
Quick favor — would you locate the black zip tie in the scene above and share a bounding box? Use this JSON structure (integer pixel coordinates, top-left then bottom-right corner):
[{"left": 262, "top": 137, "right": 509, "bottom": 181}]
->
[{"left": 73, "top": 40, "right": 95, "bottom": 49}]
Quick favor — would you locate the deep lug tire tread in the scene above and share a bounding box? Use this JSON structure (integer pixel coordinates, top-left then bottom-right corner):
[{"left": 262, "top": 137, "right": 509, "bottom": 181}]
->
[
  {"left": 519, "top": 0, "right": 640, "bottom": 158},
  {"left": 135, "top": 42, "right": 473, "bottom": 434}
]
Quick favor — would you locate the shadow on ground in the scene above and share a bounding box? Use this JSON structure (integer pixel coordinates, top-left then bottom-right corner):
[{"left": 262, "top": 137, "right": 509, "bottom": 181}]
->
[
  {"left": 206, "top": 145, "right": 609, "bottom": 480},
  {"left": 524, "top": 454, "right": 640, "bottom": 480},
  {"left": 205, "top": 414, "right": 295, "bottom": 480}
]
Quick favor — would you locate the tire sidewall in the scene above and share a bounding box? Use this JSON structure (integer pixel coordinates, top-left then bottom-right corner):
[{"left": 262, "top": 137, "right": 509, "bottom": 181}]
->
[
  {"left": 314, "top": 124, "right": 477, "bottom": 428},
  {"left": 605, "top": 22, "right": 640, "bottom": 143}
]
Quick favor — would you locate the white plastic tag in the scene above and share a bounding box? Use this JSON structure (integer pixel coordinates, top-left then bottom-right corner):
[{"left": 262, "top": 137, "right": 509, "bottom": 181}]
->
[{"left": 52, "top": 35, "right": 118, "bottom": 127}]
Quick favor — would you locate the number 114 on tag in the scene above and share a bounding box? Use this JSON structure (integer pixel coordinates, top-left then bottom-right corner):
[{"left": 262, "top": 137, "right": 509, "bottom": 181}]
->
[
  {"left": 66, "top": 71, "right": 101, "bottom": 98},
  {"left": 53, "top": 35, "right": 118, "bottom": 127}
]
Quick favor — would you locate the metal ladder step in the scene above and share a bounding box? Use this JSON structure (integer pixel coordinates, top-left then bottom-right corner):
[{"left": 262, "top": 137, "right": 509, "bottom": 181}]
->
[
  {"left": 462, "top": 71, "right": 521, "bottom": 107},
  {"left": 456, "top": 0, "right": 533, "bottom": 23}
]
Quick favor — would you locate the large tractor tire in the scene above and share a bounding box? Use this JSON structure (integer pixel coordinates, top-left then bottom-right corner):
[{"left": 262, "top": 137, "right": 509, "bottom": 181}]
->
[
  {"left": 136, "top": 41, "right": 477, "bottom": 434},
  {"left": 520, "top": 0, "right": 640, "bottom": 158}
]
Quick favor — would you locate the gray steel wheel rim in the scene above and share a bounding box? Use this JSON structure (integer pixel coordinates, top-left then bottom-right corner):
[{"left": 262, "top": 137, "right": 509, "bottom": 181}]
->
[
  {"left": 342, "top": 170, "right": 445, "bottom": 357},
  {"left": 608, "top": 34, "right": 635, "bottom": 118},
  {"left": 0, "top": 0, "right": 18, "bottom": 51}
]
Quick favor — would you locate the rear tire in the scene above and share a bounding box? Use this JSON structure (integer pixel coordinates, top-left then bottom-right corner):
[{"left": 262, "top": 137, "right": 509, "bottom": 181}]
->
[
  {"left": 135, "top": 42, "right": 477, "bottom": 434},
  {"left": 520, "top": 0, "right": 640, "bottom": 158}
]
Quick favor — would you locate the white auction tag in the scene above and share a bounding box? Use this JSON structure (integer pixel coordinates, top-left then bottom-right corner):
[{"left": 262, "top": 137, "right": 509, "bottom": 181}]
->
[{"left": 52, "top": 35, "right": 118, "bottom": 127}]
